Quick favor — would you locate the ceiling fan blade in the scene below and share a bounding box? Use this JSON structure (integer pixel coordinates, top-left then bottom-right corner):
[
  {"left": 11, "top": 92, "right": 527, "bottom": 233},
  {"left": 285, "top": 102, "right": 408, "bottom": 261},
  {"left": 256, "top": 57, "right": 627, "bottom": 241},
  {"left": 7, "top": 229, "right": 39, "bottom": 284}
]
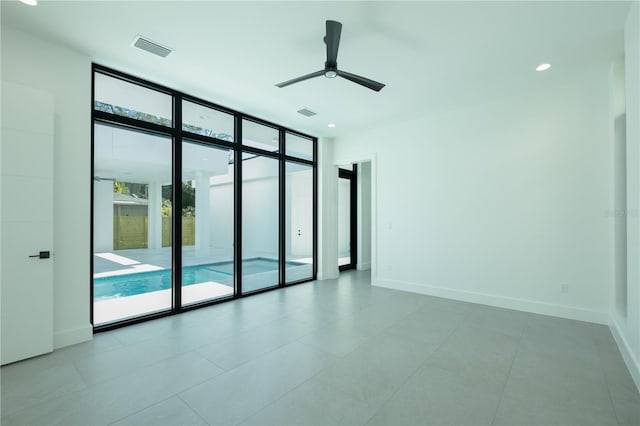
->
[
  {"left": 275, "top": 70, "right": 325, "bottom": 88},
  {"left": 338, "top": 70, "right": 386, "bottom": 92},
  {"left": 325, "top": 20, "right": 342, "bottom": 66}
]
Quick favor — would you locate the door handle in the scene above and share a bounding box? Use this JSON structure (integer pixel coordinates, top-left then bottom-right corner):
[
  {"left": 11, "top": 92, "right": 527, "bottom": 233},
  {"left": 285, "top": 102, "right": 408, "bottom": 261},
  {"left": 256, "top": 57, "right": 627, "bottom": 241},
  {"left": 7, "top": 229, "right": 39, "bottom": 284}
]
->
[{"left": 29, "top": 251, "right": 50, "bottom": 259}]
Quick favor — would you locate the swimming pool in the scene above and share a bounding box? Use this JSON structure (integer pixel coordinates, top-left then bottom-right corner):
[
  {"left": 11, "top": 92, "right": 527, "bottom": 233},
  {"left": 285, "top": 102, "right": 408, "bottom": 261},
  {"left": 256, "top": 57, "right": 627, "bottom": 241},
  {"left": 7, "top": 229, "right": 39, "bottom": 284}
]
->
[{"left": 93, "top": 258, "right": 300, "bottom": 300}]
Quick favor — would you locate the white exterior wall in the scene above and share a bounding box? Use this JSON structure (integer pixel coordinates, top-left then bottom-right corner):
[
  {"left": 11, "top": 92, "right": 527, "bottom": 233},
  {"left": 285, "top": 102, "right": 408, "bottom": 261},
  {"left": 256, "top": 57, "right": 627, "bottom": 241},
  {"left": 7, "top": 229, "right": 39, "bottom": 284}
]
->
[
  {"left": 1, "top": 26, "right": 92, "bottom": 347},
  {"left": 93, "top": 180, "right": 114, "bottom": 252}
]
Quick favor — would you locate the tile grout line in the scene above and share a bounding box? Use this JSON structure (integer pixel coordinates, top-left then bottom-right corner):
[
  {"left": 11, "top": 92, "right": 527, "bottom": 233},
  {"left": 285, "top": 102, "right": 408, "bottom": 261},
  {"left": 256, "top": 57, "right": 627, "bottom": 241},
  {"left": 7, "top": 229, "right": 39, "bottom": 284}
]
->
[
  {"left": 489, "top": 317, "right": 530, "bottom": 426},
  {"left": 106, "top": 394, "right": 177, "bottom": 426},
  {"left": 591, "top": 326, "right": 625, "bottom": 426},
  {"left": 362, "top": 303, "right": 472, "bottom": 424},
  {"left": 176, "top": 393, "right": 212, "bottom": 426}
]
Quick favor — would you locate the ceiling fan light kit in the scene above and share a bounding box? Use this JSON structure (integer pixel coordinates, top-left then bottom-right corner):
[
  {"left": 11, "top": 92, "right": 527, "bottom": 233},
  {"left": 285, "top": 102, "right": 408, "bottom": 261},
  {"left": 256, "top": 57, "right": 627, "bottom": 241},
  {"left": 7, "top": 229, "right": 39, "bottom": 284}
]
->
[{"left": 276, "top": 20, "right": 385, "bottom": 92}]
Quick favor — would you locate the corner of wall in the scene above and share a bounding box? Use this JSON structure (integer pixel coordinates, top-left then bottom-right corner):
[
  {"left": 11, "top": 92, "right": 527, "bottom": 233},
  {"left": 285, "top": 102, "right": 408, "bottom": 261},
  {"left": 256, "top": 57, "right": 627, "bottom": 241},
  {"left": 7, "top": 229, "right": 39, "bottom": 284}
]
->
[
  {"left": 54, "top": 325, "right": 93, "bottom": 350},
  {"left": 610, "top": 315, "right": 640, "bottom": 392}
]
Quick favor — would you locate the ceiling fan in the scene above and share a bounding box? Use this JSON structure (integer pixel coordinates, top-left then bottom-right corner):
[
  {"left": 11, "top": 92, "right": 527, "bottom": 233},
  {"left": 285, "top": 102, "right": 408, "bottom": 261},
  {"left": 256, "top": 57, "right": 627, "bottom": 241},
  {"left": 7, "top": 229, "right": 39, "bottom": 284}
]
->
[{"left": 275, "top": 20, "right": 385, "bottom": 92}]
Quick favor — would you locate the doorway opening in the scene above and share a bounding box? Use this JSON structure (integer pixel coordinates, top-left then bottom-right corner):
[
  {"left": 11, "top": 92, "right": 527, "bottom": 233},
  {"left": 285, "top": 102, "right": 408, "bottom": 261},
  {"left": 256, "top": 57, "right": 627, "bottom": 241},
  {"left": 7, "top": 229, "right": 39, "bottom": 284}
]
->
[{"left": 338, "top": 164, "right": 357, "bottom": 271}]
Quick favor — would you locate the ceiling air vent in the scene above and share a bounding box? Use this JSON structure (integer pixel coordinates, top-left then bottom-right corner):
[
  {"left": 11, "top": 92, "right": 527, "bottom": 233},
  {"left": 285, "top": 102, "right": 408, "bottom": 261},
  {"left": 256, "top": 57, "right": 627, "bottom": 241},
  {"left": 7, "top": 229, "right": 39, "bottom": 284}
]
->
[
  {"left": 131, "top": 35, "right": 173, "bottom": 58},
  {"left": 297, "top": 108, "right": 316, "bottom": 117}
]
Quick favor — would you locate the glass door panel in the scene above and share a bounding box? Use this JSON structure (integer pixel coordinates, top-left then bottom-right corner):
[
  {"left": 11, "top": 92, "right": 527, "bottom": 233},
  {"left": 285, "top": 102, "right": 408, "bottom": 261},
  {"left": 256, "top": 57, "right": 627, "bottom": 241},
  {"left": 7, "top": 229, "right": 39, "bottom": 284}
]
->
[
  {"left": 181, "top": 141, "right": 235, "bottom": 306},
  {"left": 242, "top": 155, "right": 279, "bottom": 292},
  {"left": 285, "top": 162, "right": 313, "bottom": 282},
  {"left": 92, "top": 123, "right": 173, "bottom": 325}
]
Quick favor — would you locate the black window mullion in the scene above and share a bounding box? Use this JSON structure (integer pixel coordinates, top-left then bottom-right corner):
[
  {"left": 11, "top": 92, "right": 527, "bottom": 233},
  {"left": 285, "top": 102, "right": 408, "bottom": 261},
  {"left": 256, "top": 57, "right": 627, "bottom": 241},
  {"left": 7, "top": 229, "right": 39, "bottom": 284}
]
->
[
  {"left": 279, "top": 129, "right": 286, "bottom": 286},
  {"left": 173, "top": 95, "right": 183, "bottom": 311},
  {"left": 312, "top": 137, "right": 318, "bottom": 279},
  {"left": 234, "top": 114, "right": 243, "bottom": 296},
  {"left": 284, "top": 155, "right": 314, "bottom": 166},
  {"left": 351, "top": 164, "right": 358, "bottom": 270},
  {"left": 241, "top": 145, "right": 281, "bottom": 160},
  {"left": 179, "top": 131, "right": 235, "bottom": 151},
  {"left": 94, "top": 64, "right": 174, "bottom": 95},
  {"left": 90, "top": 69, "right": 96, "bottom": 326},
  {"left": 93, "top": 110, "right": 171, "bottom": 136}
]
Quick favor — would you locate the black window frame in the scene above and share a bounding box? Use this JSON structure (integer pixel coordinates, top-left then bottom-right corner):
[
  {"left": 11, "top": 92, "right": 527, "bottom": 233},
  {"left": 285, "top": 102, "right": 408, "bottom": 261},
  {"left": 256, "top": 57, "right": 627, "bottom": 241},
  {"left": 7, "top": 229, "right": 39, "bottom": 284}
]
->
[{"left": 91, "top": 64, "right": 317, "bottom": 331}]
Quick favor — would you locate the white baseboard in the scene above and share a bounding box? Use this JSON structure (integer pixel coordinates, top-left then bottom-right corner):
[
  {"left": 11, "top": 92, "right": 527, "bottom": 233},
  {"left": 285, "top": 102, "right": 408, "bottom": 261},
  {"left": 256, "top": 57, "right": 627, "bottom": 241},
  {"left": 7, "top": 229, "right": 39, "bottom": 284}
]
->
[
  {"left": 54, "top": 324, "right": 93, "bottom": 349},
  {"left": 317, "top": 270, "right": 339, "bottom": 281},
  {"left": 357, "top": 262, "right": 371, "bottom": 271},
  {"left": 375, "top": 278, "right": 610, "bottom": 324},
  {"left": 610, "top": 316, "right": 640, "bottom": 392}
]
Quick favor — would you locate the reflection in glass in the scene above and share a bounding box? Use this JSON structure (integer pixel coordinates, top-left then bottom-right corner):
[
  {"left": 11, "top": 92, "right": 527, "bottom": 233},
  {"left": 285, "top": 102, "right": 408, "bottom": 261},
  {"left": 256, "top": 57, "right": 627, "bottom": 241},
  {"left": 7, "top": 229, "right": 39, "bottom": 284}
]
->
[
  {"left": 94, "top": 73, "right": 172, "bottom": 127},
  {"left": 285, "top": 163, "right": 313, "bottom": 282},
  {"left": 182, "top": 141, "right": 235, "bottom": 306},
  {"left": 182, "top": 101, "right": 234, "bottom": 141},
  {"left": 286, "top": 133, "right": 313, "bottom": 161},
  {"left": 92, "top": 123, "right": 172, "bottom": 325},
  {"left": 338, "top": 177, "right": 351, "bottom": 266},
  {"left": 242, "top": 119, "right": 279, "bottom": 152},
  {"left": 242, "top": 155, "right": 279, "bottom": 292}
]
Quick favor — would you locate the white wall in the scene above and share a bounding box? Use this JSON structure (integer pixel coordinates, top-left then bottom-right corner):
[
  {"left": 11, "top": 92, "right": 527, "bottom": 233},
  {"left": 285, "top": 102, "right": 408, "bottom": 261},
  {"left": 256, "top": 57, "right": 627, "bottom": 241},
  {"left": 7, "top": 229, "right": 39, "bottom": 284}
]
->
[
  {"left": 318, "top": 138, "right": 339, "bottom": 280},
  {"left": 335, "top": 63, "right": 613, "bottom": 324},
  {"left": 610, "top": 59, "right": 627, "bottom": 320},
  {"left": 612, "top": 0, "right": 640, "bottom": 390},
  {"left": 357, "top": 161, "right": 372, "bottom": 270},
  {"left": 1, "top": 27, "right": 92, "bottom": 347}
]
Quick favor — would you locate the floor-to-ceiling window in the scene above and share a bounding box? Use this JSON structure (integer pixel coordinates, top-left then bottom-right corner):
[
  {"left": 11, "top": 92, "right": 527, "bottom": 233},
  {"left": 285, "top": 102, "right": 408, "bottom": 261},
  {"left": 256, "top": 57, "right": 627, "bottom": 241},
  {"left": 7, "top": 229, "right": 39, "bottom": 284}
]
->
[{"left": 92, "top": 65, "right": 317, "bottom": 328}]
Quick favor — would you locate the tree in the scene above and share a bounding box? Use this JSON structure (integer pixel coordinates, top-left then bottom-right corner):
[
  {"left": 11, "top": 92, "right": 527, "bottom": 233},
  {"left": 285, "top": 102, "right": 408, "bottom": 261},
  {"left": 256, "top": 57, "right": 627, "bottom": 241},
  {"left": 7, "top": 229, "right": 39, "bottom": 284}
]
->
[
  {"left": 113, "top": 181, "right": 130, "bottom": 195},
  {"left": 113, "top": 181, "right": 147, "bottom": 199},
  {"left": 161, "top": 182, "right": 196, "bottom": 216}
]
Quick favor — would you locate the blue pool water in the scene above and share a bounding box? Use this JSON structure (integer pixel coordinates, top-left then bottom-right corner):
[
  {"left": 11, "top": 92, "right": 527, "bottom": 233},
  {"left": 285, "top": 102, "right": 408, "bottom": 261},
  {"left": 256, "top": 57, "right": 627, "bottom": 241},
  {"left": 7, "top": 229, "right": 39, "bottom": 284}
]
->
[{"left": 94, "top": 259, "right": 300, "bottom": 300}]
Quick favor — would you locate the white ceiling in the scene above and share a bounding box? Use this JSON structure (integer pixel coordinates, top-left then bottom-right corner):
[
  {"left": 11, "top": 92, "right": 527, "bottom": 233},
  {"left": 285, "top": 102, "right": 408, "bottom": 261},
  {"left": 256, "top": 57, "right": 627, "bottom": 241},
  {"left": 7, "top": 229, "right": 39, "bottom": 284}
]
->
[{"left": 1, "top": 0, "right": 631, "bottom": 138}]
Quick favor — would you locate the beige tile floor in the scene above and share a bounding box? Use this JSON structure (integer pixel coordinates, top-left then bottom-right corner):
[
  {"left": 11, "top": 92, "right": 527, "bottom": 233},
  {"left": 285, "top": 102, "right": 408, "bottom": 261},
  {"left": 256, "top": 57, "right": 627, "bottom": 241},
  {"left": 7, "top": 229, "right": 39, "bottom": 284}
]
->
[{"left": 2, "top": 270, "right": 639, "bottom": 425}]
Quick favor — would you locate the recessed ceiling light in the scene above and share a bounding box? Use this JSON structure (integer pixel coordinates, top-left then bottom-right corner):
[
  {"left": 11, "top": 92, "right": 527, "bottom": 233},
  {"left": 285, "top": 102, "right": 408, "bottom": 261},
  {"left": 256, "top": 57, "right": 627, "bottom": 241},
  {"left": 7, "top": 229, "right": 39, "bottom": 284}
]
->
[
  {"left": 20, "top": 0, "right": 37, "bottom": 5},
  {"left": 536, "top": 63, "right": 551, "bottom": 72},
  {"left": 328, "top": 123, "right": 336, "bottom": 128}
]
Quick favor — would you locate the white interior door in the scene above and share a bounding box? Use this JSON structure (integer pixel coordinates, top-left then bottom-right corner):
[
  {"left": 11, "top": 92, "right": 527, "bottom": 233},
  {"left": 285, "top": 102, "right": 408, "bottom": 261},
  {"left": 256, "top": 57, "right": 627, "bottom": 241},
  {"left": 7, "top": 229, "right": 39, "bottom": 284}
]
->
[{"left": 1, "top": 81, "right": 54, "bottom": 365}]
